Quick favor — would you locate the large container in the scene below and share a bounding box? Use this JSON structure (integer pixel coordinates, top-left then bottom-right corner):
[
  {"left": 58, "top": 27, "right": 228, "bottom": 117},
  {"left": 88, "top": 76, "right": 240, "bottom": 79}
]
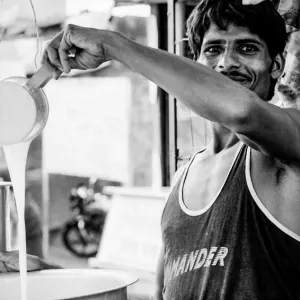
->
[{"left": 0, "top": 269, "right": 138, "bottom": 300}]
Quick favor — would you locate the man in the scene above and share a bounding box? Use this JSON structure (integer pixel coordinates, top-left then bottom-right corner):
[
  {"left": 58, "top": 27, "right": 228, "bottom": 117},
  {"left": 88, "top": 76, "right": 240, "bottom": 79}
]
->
[{"left": 43, "top": 0, "right": 300, "bottom": 298}]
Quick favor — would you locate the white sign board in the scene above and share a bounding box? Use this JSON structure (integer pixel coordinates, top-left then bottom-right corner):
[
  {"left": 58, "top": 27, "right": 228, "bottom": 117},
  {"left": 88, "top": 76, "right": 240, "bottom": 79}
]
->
[
  {"left": 43, "top": 77, "right": 131, "bottom": 183},
  {"left": 89, "top": 187, "right": 170, "bottom": 273}
]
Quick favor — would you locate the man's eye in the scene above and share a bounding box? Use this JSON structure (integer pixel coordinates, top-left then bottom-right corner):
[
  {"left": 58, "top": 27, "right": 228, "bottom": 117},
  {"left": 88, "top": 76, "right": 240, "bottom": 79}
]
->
[
  {"left": 204, "top": 46, "right": 222, "bottom": 55},
  {"left": 239, "top": 45, "right": 258, "bottom": 54}
]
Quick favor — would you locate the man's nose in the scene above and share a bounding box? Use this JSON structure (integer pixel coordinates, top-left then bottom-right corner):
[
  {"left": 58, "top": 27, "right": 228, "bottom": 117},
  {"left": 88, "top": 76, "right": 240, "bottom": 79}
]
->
[{"left": 215, "top": 50, "right": 241, "bottom": 71}]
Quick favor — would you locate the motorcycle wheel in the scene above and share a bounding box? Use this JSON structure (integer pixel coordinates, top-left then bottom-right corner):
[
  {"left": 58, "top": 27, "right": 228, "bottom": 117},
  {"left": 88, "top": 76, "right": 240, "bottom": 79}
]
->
[{"left": 62, "top": 223, "right": 101, "bottom": 258}]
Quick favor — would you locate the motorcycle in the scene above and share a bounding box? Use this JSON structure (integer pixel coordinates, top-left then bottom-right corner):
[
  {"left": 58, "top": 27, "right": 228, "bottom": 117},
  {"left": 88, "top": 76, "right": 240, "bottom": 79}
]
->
[{"left": 62, "top": 178, "right": 111, "bottom": 258}]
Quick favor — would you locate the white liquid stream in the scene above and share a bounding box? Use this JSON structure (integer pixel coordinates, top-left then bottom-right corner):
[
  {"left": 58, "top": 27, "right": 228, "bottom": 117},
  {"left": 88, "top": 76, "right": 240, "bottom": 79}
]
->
[{"left": 3, "top": 141, "right": 31, "bottom": 300}]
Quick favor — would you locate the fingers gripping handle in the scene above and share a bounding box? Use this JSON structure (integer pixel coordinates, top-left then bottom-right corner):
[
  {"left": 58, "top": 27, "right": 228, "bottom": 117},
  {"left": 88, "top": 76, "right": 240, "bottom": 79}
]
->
[{"left": 26, "top": 61, "right": 62, "bottom": 90}]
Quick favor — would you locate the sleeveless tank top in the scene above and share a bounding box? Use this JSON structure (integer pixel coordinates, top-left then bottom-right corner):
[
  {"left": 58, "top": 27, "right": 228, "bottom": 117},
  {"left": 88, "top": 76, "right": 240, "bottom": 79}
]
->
[{"left": 161, "top": 143, "right": 300, "bottom": 300}]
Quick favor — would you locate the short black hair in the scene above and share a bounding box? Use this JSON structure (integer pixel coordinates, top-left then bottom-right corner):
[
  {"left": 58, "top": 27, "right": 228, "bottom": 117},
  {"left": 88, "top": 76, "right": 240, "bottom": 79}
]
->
[{"left": 186, "top": 0, "right": 287, "bottom": 60}]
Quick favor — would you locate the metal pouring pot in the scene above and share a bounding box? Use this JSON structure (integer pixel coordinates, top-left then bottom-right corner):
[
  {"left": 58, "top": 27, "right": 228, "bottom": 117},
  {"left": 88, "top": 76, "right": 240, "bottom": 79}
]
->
[{"left": 0, "top": 61, "right": 60, "bottom": 145}]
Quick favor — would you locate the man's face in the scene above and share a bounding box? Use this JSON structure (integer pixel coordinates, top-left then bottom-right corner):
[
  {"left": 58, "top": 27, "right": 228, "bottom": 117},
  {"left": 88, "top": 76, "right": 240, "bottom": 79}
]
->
[{"left": 197, "top": 23, "right": 273, "bottom": 100}]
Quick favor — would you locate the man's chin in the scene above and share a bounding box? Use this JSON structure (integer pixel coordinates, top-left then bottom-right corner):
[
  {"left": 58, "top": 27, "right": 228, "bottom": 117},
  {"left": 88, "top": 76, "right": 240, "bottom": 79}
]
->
[{"left": 231, "top": 79, "right": 251, "bottom": 90}]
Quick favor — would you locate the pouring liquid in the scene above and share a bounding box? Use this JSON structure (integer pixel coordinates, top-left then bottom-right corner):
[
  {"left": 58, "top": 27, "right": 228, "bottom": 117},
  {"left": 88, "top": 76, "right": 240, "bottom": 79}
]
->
[{"left": 3, "top": 141, "right": 31, "bottom": 300}]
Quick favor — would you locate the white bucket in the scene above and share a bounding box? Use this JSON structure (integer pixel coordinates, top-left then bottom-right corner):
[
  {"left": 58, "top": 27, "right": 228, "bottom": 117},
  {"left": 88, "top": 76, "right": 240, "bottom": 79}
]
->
[{"left": 0, "top": 269, "right": 138, "bottom": 300}]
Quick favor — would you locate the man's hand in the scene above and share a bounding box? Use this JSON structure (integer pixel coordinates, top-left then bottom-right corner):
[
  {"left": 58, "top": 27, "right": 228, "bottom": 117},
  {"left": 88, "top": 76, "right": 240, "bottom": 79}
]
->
[
  {"left": 0, "top": 251, "right": 62, "bottom": 273},
  {"left": 42, "top": 24, "right": 113, "bottom": 78},
  {"left": 242, "top": 0, "right": 266, "bottom": 4}
]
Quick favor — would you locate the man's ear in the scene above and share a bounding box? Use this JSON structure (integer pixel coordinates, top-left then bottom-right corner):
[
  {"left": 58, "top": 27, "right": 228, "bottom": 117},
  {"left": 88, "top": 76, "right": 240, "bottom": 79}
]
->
[{"left": 271, "top": 53, "right": 285, "bottom": 80}]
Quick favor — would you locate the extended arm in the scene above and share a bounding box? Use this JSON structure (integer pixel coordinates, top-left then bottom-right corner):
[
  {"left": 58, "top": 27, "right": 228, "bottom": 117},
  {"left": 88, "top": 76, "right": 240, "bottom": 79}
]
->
[
  {"left": 44, "top": 26, "right": 300, "bottom": 164},
  {"left": 106, "top": 34, "right": 300, "bottom": 163}
]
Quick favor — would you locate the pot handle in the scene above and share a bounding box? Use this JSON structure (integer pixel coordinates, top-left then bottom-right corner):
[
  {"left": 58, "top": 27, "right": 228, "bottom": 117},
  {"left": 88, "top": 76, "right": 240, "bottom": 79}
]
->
[{"left": 26, "top": 61, "right": 62, "bottom": 90}]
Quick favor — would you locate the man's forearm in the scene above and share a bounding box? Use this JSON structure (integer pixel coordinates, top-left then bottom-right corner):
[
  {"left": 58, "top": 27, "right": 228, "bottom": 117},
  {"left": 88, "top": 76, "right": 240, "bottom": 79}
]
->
[{"left": 106, "top": 32, "right": 255, "bottom": 130}]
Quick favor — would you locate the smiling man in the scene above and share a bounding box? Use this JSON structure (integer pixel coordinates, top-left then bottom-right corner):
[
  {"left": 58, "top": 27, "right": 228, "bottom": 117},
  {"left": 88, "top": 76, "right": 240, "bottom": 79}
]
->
[
  {"left": 198, "top": 24, "right": 278, "bottom": 98},
  {"left": 42, "top": 0, "right": 300, "bottom": 299}
]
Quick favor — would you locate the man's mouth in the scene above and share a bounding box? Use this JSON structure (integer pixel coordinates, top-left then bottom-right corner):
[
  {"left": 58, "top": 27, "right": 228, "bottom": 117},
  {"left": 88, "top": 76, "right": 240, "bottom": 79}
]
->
[
  {"left": 227, "top": 75, "right": 249, "bottom": 84},
  {"left": 221, "top": 71, "right": 250, "bottom": 85}
]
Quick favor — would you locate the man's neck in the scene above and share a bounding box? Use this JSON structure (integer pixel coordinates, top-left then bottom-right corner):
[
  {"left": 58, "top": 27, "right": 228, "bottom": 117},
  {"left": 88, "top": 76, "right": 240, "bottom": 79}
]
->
[{"left": 207, "top": 122, "right": 240, "bottom": 154}]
